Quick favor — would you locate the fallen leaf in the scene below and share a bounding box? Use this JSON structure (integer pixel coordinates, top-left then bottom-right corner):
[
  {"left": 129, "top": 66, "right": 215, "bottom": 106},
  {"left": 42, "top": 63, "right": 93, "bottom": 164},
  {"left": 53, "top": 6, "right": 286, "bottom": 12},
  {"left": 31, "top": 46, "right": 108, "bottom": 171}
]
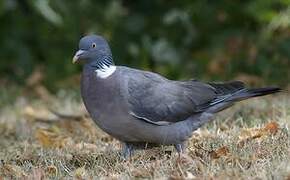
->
[
  {"left": 210, "top": 146, "right": 229, "bottom": 159},
  {"left": 239, "top": 128, "right": 264, "bottom": 140},
  {"left": 45, "top": 165, "right": 58, "bottom": 176},
  {"left": 237, "top": 122, "right": 279, "bottom": 147},
  {"left": 35, "top": 128, "right": 73, "bottom": 148},
  {"left": 264, "top": 121, "right": 279, "bottom": 134}
]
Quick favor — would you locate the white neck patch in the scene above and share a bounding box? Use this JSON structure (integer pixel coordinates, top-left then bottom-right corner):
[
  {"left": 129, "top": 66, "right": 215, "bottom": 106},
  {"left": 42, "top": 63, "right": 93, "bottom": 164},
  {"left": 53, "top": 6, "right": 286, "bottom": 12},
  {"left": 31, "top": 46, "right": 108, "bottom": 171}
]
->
[{"left": 95, "top": 65, "right": 116, "bottom": 79}]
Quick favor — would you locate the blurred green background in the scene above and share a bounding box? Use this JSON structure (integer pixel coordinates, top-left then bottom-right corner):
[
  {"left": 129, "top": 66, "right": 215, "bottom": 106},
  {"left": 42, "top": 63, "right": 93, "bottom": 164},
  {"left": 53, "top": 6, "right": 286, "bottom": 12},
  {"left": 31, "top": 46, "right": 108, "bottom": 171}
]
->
[{"left": 1, "top": 0, "right": 290, "bottom": 91}]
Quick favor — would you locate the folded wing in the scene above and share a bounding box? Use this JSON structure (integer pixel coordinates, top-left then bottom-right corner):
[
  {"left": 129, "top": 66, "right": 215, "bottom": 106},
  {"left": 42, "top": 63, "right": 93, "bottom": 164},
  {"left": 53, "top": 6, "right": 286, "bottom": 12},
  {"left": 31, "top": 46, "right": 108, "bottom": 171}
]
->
[{"left": 122, "top": 68, "right": 244, "bottom": 125}]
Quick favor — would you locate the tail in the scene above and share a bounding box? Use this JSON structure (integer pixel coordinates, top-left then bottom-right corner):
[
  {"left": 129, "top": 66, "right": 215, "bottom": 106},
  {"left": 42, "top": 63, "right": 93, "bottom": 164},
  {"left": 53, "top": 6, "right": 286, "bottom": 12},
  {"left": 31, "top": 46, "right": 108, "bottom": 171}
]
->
[
  {"left": 204, "top": 81, "right": 281, "bottom": 113},
  {"left": 192, "top": 84, "right": 281, "bottom": 131},
  {"left": 226, "top": 87, "right": 281, "bottom": 102}
]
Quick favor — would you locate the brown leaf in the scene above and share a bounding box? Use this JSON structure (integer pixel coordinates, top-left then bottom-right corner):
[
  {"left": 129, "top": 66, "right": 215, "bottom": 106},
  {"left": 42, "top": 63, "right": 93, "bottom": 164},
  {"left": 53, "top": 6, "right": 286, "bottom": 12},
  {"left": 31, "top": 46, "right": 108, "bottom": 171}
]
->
[
  {"left": 237, "top": 128, "right": 264, "bottom": 148},
  {"left": 210, "top": 146, "right": 229, "bottom": 159},
  {"left": 264, "top": 121, "right": 279, "bottom": 134},
  {"left": 35, "top": 129, "right": 56, "bottom": 148},
  {"left": 240, "top": 128, "right": 264, "bottom": 140},
  {"left": 237, "top": 122, "right": 279, "bottom": 148},
  {"left": 45, "top": 165, "right": 58, "bottom": 176},
  {"left": 35, "top": 128, "right": 72, "bottom": 148}
]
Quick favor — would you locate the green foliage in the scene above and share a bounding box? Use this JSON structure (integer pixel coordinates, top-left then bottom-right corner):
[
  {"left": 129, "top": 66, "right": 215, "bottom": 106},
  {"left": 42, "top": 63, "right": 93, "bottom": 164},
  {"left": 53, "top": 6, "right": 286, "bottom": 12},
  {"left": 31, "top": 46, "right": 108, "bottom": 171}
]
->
[{"left": 0, "top": 0, "right": 289, "bottom": 89}]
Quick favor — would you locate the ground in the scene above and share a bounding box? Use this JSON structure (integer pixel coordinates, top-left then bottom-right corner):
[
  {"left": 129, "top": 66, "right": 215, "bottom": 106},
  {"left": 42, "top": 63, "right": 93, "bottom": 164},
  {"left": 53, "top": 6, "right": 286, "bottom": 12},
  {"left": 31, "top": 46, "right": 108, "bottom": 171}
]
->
[{"left": 0, "top": 89, "right": 289, "bottom": 179}]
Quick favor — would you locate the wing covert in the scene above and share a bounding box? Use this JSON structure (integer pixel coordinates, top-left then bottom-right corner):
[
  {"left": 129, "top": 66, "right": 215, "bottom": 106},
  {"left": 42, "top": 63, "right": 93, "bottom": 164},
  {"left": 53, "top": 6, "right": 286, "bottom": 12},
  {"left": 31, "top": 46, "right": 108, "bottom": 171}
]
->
[{"left": 123, "top": 68, "right": 217, "bottom": 124}]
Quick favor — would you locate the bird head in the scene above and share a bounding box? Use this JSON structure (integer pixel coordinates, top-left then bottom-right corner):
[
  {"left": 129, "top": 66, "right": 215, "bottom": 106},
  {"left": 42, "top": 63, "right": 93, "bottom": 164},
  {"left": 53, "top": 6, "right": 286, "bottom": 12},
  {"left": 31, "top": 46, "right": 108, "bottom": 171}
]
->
[{"left": 72, "top": 35, "right": 114, "bottom": 68}]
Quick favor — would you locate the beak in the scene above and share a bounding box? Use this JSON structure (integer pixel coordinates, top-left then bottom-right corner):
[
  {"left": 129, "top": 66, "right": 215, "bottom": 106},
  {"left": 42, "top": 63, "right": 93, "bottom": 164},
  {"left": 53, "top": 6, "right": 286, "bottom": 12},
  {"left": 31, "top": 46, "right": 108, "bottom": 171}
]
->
[{"left": 72, "top": 50, "right": 86, "bottom": 64}]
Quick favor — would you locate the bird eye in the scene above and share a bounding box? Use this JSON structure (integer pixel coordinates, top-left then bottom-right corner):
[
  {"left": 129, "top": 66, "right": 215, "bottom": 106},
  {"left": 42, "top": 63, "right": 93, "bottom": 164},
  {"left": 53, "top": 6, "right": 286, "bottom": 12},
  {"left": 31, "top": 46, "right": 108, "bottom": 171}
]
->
[{"left": 92, "top": 43, "right": 96, "bottom": 48}]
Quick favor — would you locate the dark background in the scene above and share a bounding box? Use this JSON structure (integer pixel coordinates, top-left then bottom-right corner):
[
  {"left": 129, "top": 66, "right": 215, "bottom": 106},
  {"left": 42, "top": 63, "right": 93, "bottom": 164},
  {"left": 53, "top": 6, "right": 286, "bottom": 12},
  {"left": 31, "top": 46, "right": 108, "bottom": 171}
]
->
[{"left": 1, "top": 0, "right": 289, "bottom": 91}]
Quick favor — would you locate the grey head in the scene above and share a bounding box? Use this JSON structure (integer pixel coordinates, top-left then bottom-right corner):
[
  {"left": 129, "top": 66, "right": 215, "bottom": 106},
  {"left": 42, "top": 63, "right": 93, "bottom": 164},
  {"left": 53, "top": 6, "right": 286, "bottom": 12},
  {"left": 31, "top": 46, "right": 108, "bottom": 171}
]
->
[{"left": 72, "top": 35, "right": 114, "bottom": 69}]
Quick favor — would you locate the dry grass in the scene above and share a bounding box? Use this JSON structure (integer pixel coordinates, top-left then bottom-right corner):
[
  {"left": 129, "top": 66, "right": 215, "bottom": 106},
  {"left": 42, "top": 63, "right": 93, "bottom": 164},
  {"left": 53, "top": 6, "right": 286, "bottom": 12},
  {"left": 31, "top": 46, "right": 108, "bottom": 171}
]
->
[{"left": 0, "top": 89, "right": 289, "bottom": 179}]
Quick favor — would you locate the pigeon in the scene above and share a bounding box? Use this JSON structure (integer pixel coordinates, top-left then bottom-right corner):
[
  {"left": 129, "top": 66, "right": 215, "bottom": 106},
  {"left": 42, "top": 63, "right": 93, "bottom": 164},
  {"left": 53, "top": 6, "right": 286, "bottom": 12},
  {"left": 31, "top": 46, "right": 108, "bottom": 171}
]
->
[{"left": 72, "top": 34, "right": 281, "bottom": 158}]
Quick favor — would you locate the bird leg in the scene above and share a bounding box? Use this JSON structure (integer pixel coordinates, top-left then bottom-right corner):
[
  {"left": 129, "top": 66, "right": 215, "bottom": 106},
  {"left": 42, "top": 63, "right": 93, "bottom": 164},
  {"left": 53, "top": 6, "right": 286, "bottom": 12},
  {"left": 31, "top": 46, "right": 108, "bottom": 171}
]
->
[
  {"left": 122, "top": 142, "right": 134, "bottom": 160},
  {"left": 174, "top": 143, "right": 185, "bottom": 154},
  {"left": 174, "top": 142, "right": 193, "bottom": 163}
]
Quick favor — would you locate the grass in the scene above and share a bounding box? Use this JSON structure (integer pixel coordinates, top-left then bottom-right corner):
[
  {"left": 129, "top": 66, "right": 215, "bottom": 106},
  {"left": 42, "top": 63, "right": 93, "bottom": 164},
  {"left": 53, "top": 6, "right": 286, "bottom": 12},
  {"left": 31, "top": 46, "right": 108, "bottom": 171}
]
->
[{"left": 0, "top": 89, "right": 289, "bottom": 179}]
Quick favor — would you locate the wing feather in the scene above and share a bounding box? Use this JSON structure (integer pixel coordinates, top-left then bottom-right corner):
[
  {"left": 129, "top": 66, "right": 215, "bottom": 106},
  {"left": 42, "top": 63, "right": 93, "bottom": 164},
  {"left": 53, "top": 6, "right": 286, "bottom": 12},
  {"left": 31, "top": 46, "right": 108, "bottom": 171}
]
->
[{"left": 121, "top": 67, "right": 218, "bottom": 124}]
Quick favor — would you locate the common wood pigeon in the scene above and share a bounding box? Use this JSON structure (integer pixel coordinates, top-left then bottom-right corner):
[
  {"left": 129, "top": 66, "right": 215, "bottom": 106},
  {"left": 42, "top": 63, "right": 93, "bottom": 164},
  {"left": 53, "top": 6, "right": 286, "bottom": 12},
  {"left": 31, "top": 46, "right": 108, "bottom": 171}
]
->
[{"left": 73, "top": 35, "right": 280, "bottom": 158}]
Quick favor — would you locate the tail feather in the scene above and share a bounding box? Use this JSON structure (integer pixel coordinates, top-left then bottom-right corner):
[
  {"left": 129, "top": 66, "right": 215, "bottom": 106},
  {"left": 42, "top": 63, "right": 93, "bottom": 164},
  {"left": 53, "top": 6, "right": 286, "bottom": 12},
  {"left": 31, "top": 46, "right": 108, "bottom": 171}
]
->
[
  {"left": 226, "top": 87, "right": 281, "bottom": 102},
  {"left": 201, "top": 86, "right": 281, "bottom": 113}
]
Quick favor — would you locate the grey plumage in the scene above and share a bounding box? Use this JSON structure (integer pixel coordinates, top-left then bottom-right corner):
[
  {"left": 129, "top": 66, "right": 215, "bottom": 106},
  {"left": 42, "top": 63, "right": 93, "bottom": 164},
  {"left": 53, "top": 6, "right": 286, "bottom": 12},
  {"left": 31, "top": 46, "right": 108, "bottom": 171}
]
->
[{"left": 73, "top": 35, "right": 281, "bottom": 158}]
